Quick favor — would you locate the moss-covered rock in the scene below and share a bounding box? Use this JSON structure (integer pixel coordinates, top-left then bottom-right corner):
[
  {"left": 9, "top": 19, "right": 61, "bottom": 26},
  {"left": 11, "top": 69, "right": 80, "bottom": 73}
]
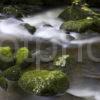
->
[
  {"left": 3, "top": 65, "right": 21, "bottom": 81},
  {"left": 0, "top": 6, "right": 23, "bottom": 18},
  {"left": 24, "top": 24, "right": 36, "bottom": 34},
  {"left": 16, "top": 47, "right": 29, "bottom": 65},
  {"left": 61, "top": 17, "right": 100, "bottom": 33},
  {"left": 18, "top": 70, "right": 69, "bottom": 96},
  {"left": 0, "top": 74, "right": 8, "bottom": 90},
  {"left": 0, "top": 47, "right": 14, "bottom": 70},
  {"left": 61, "top": 17, "right": 94, "bottom": 33},
  {"left": 59, "top": 6, "right": 89, "bottom": 21},
  {"left": 59, "top": 4, "right": 100, "bottom": 21}
]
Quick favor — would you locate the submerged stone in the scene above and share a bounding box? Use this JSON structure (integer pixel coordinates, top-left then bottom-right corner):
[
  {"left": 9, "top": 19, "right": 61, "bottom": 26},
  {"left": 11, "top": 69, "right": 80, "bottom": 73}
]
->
[
  {"left": 18, "top": 70, "right": 69, "bottom": 96},
  {"left": 3, "top": 65, "right": 21, "bottom": 81}
]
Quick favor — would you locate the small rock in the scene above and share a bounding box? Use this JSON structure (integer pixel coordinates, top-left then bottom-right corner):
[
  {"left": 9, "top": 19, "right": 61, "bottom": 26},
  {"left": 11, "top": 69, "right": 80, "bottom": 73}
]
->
[{"left": 24, "top": 23, "right": 36, "bottom": 34}]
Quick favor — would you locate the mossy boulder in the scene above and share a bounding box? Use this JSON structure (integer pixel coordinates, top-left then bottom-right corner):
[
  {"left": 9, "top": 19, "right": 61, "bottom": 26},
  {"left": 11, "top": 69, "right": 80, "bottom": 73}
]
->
[
  {"left": 18, "top": 70, "right": 69, "bottom": 96},
  {"left": 3, "top": 65, "right": 21, "bottom": 81},
  {"left": 0, "top": 74, "right": 8, "bottom": 90},
  {"left": 59, "top": 5, "right": 100, "bottom": 21},
  {"left": 0, "top": 47, "right": 14, "bottom": 70},
  {"left": 59, "top": 6, "right": 89, "bottom": 21},
  {"left": 61, "top": 17, "right": 100, "bottom": 33},
  {"left": 61, "top": 17, "right": 94, "bottom": 33},
  {"left": 16, "top": 47, "right": 29, "bottom": 65},
  {"left": 24, "top": 24, "right": 36, "bottom": 34},
  {"left": 0, "top": 6, "right": 23, "bottom": 18}
]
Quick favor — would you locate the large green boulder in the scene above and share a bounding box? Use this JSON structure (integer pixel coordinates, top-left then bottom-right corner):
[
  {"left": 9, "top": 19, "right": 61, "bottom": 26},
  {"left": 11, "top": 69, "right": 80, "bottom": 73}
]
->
[
  {"left": 59, "top": 4, "right": 100, "bottom": 21},
  {"left": 18, "top": 70, "right": 69, "bottom": 96},
  {"left": 0, "top": 5, "right": 23, "bottom": 18},
  {"left": 59, "top": 6, "right": 89, "bottom": 21},
  {"left": 0, "top": 47, "right": 14, "bottom": 70},
  {"left": 61, "top": 17, "right": 100, "bottom": 33},
  {"left": 61, "top": 17, "right": 94, "bottom": 33}
]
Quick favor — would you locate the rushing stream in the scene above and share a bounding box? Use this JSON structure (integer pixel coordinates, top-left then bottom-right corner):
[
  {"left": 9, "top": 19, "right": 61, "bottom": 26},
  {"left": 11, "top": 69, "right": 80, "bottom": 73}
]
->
[{"left": 0, "top": 8, "right": 100, "bottom": 100}]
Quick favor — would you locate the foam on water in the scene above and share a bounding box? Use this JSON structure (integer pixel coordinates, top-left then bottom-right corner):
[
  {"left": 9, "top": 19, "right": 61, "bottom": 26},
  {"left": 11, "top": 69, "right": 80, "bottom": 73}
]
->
[
  {"left": 0, "top": 8, "right": 79, "bottom": 47},
  {"left": 0, "top": 18, "right": 32, "bottom": 40},
  {"left": 0, "top": 8, "right": 99, "bottom": 48},
  {"left": 22, "top": 8, "right": 63, "bottom": 29},
  {"left": 67, "top": 88, "right": 100, "bottom": 100}
]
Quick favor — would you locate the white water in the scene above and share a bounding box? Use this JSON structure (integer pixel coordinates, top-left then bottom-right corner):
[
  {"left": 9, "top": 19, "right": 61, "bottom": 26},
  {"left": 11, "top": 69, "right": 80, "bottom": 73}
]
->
[
  {"left": 0, "top": 8, "right": 100, "bottom": 100},
  {"left": 67, "top": 86, "right": 100, "bottom": 100},
  {"left": 0, "top": 8, "right": 99, "bottom": 47}
]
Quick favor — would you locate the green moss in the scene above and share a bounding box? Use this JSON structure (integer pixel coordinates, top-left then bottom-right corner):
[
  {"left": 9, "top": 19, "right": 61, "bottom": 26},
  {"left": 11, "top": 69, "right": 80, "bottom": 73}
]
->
[
  {"left": 1, "top": 6, "right": 23, "bottom": 18},
  {"left": 59, "top": 4, "right": 100, "bottom": 21},
  {"left": 3, "top": 65, "right": 21, "bottom": 81},
  {"left": 0, "top": 74, "right": 8, "bottom": 90},
  {"left": 61, "top": 17, "right": 94, "bottom": 33},
  {"left": 18, "top": 70, "right": 69, "bottom": 96},
  {"left": 59, "top": 6, "right": 90, "bottom": 21},
  {"left": 0, "top": 47, "right": 14, "bottom": 70},
  {"left": 16, "top": 47, "right": 29, "bottom": 65}
]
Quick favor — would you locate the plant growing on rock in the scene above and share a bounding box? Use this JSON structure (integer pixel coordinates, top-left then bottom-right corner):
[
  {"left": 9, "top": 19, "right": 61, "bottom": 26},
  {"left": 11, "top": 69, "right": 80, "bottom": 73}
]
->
[
  {"left": 54, "top": 55, "right": 74, "bottom": 74},
  {"left": 15, "top": 47, "right": 31, "bottom": 68},
  {"left": 59, "top": 0, "right": 100, "bottom": 21},
  {"left": 18, "top": 70, "right": 69, "bottom": 96},
  {"left": 1, "top": 5, "right": 23, "bottom": 18},
  {"left": 3, "top": 65, "right": 21, "bottom": 81},
  {"left": 0, "top": 47, "right": 14, "bottom": 70},
  {"left": 61, "top": 17, "right": 100, "bottom": 33},
  {"left": 61, "top": 17, "right": 94, "bottom": 33},
  {"left": 0, "top": 47, "right": 70, "bottom": 96}
]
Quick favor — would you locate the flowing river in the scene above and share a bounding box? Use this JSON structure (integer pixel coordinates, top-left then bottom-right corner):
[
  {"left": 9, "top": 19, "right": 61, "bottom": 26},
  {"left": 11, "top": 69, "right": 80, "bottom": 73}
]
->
[{"left": 0, "top": 8, "right": 100, "bottom": 100}]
